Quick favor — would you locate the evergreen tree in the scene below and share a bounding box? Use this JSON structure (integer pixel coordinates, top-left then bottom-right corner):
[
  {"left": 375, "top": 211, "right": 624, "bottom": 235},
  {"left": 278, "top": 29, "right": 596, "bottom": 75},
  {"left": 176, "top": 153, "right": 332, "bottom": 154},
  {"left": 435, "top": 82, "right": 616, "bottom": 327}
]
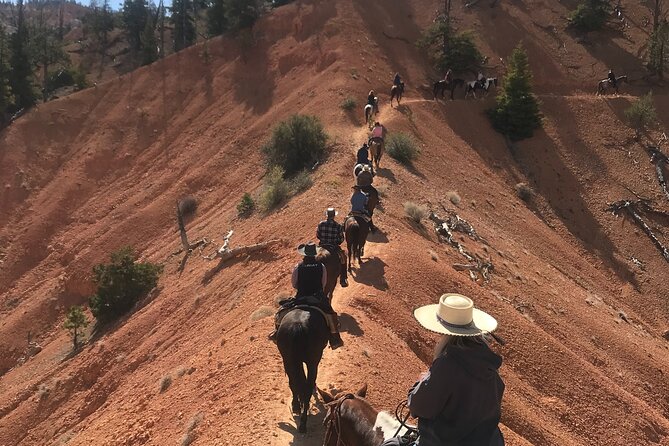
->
[
  {"left": 123, "top": 0, "right": 149, "bottom": 54},
  {"left": 171, "top": 0, "right": 196, "bottom": 51},
  {"left": 417, "top": 19, "right": 483, "bottom": 74},
  {"left": 63, "top": 305, "right": 88, "bottom": 350},
  {"left": 9, "top": 0, "right": 36, "bottom": 111},
  {"left": 31, "top": 2, "right": 69, "bottom": 101},
  {"left": 223, "top": 0, "right": 265, "bottom": 32},
  {"left": 207, "top": 0, "right": 227, "bottom": 36},
  {"left": 487, "top": 44, "right": 541, "bottom": 142},
  {"left": 648, "top": 19, "right": 669, "bottom": 79},
  {"left": 141, "top": 15, "right": 158, "bottom": 65},
  {"left": 569, "top": 0, "right": 609, "bottom": 31},
  {"left": 0, "top": 25, "right": 14, "bottom": 124}
]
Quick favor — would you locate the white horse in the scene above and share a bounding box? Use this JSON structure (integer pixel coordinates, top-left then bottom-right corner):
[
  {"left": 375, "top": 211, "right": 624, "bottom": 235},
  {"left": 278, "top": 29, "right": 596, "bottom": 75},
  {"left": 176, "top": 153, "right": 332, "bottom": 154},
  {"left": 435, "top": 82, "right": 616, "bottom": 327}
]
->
[
  {"left": 364, "top": 97, "right": 378, "bottom": 127},
  {"left": 464, "top": 77, "right": 498, "bottom": 99}
]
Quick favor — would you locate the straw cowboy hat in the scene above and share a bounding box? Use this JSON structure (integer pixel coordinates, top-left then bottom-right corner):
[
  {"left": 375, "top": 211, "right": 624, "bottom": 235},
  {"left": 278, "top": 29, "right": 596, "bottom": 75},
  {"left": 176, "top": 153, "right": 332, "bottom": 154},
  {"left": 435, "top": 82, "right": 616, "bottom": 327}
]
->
[
  {"left": 414, "top": 293, "right": 497, "bottom": 336},
  {"left": 297, "top": 242, "right": 318, "bottom": 257}
]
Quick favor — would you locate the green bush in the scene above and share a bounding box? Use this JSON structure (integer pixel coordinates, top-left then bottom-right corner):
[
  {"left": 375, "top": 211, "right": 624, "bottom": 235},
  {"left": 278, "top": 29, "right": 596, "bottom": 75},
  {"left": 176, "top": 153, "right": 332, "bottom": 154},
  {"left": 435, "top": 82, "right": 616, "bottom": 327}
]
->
[
  {"left": 259, "top": 166, "right": 290, "bottom": 211},
  {"left": 289, "top": 169, "right": 313, "bottom": 194},
  {"left": 89, "top": 247, "right": 163, "bottom": 323},
  {"left": 568, "top": 0, "right": 609, "bottom": 32},
  {"left": 262, "top": 114, "right": 328, "bottom": 176},
  {"left": 487, "top": 44, "right": 541, "bottom": 141},
  {"left": 624, "top": 92, "right": 656, "bottom": 139},
  {"left": 386, "top": 132, "right": 420, "bottom": 165},
  {"left": 45, "top": 66, "right": 88, "bottom": 93},
  {"left": 340, "top": 96, "right": 357, "bottom": 111},
  {"left": 237, "top": 193, "right": 255, "bottom": 217},
  {"left": 418, "top": 21, "right": 483, "bottom": 74}
]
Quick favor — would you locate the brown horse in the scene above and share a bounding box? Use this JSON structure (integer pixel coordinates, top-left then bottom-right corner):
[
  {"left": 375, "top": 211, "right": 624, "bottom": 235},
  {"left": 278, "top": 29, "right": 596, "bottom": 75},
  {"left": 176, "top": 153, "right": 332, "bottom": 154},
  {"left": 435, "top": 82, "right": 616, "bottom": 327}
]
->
[
  {"left": 369, "top": 139, "right": 384, "bottom": 169},
  {"left": 390, "top": 82, "right": 404, "bottom": 107},
  {"left": 434, "top": 78, "right": 465, "bottom": 100},
  {"left": 318, "top": 385, "right": 415, "bottom": 446},
  {"left": 345, "top": 215, "right": 370, "bottom": 270},
  {"left": 317, "top": 247, "right": 341, "bottom": 301}
]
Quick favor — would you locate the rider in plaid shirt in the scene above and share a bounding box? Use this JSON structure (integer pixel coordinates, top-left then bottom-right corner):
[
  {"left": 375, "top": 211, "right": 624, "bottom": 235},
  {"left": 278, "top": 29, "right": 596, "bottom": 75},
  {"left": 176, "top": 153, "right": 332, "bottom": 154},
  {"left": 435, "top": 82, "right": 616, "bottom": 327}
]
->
[{"left": 317, "top": 207, "right": 348, "bottom": 287}]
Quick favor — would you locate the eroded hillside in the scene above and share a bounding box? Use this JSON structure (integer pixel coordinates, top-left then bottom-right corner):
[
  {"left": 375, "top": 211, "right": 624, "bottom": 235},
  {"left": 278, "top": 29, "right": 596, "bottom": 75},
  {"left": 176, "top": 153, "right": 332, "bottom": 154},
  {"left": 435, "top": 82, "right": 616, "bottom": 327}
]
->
[{"left": 1, "top": 1, "right": 668, "bottom": 445}]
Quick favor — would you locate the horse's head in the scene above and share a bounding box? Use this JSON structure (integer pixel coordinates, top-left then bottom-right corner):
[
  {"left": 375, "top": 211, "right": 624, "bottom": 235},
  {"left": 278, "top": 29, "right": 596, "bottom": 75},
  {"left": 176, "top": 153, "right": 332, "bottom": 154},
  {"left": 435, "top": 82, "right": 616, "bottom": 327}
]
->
[
  {"left": 490, "top": 77, "right": 498, "bottom": 87},
  {"left": 319, "top": 385, "right": 382, "bottom": 446}
]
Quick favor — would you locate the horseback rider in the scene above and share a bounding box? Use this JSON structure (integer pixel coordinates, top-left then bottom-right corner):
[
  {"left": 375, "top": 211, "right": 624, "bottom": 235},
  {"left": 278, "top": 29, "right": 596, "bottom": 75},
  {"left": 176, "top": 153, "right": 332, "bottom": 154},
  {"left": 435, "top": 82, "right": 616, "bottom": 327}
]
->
[
  {"left": 477, "top": 71, "right": 485, "bottom": 89},
  {"left": 350, "top": 185, "right": 376, "bottom": 232},
  {"left": 367, "top": 89, "right": 379, "bottom": 113},
  {"left": 444, "top": 68, "right": 453, "bottom": 85},
  {"left": 608, "top": 69, "right": 617, "bottom": 89},
  {"left": 269, "top": 242, "right": 344, "bottom": 350},
  {"left": 369, "top": 121, "right": 385, "bottom": 146},
  {"left": 357, "top": 142, "right": 371, "bottom": 166},
  {"left": 394, "top": 72, "right": 402, "bottom": 87},
  {"left": 317, "top": 208, "right": 348, "bottom": 288},
  {"left": 390, "top": 294, "right": 504, "bottom": 446}
]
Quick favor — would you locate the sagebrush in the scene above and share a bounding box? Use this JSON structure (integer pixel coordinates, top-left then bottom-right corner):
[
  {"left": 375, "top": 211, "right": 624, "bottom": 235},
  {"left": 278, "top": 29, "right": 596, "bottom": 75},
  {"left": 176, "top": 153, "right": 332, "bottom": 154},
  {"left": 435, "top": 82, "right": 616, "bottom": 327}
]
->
[
  {"left": 387, "top": 133, "right": 420, "bottom": 165},
  {"left": 262, "top": 114, "right": 328, "bottom": 176},
  {"left": 88, "top": 247, "right": 163, "bottom": 323},
  {"left": 237, "top": 193, "right": 255, "bottom": 217},
  {"left": 404, "top": 202, "right": 428, "bottom": 223},
  {"left": 624, "top": 92, "right": 656, "bottom": 139}
]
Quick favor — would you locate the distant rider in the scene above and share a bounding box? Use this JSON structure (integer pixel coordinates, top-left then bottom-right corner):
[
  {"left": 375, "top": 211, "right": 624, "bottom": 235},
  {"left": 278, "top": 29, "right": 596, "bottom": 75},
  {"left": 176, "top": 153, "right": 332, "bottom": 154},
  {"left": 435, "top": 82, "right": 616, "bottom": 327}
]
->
[
  {"left": 477, "top": 71, "right": 485, "bottom": 89},
  {"left": 350, "top": 185, "right": 376, "bottom": 232},
  {"left": 368, "top": 89, "right": 379, "bottom": 113},
  {"left": 394, "top": 72, "right": 402, "bottom": 87},
  {"left": 357, "top": 142, "right": 371, "bottom": 166},
  {"left": 608, "top": 69, "right": 617, "bottom": 89},
  {"left": 444, "top": 68, "right": 453, "bottom": 85},
  {"left": 317, "top": 208, "right": 348, "bottom": 288}
]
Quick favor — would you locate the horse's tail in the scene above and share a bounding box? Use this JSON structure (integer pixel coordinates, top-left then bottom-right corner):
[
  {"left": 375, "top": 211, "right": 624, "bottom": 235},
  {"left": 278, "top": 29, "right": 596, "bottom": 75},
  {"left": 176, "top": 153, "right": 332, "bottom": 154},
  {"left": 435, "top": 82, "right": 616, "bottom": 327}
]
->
[
  {"left": 278, "top": 324, "right": 310, "bottom": 404},
  {"left": 346, "top": 218, "right": 360, "bottom": 266}
]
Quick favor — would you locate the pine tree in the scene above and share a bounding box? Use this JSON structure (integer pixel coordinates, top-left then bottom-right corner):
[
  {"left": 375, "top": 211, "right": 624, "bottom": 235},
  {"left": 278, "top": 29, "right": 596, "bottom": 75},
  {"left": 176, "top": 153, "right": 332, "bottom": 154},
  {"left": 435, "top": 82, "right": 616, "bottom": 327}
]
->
[
  {"left": 223, "top": 0, "right": 265, "bottom": 32},
  {"left": 123, "top": 0, "right": 149, "bottom": 55},
  {"left": 31, "top": 2, "right": 69, "bottom": 101},
  {"left": 569, "top": 0, "right": 610, "bottom": 31},
  {"left": 207, "top": 0, "right": 227, "bottom": 36},
  {"left": 648, "top": 19, "right": 669, "bottom": 79},
  {"left": 487, "top": 44, "right": 541, "bottom": 142},
  {"left": 417, "top": 20, "right": 483, "bottom": 74},
  {"left": 9, "top": 0, "right": 35, "bottom": 111},
  {"left": 141, "top": 15, "right": 158, "bottom": 65},
  {"left": 0, "top": 25, "right": 14, "bottom": 124},
  {"left": 171, "top": 0, "right": 196, "bottom": 51},
  {"left": 63, "top": 305, "right": 89, "bottom": 350}
]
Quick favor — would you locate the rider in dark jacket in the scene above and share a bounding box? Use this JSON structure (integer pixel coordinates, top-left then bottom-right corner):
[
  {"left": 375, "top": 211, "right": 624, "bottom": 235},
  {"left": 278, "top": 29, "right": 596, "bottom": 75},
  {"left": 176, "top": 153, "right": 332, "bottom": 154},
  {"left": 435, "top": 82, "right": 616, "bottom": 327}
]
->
[
  {"left": 394, "top": 72, "right": 402, "bottom": 87},
  {"left": 357, "top": 143, "right": 371, "bottom": 165},
  {"left": 608, "top": 69, "right": 617, "bottom": 88}
]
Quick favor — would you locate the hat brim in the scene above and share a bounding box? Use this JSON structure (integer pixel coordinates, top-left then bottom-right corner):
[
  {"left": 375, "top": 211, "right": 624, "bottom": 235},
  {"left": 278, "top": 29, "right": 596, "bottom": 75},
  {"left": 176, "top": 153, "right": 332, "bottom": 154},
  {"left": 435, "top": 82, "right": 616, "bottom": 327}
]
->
[
  {"left": 297, "top": 245, "right": 317, "bottom": 256},
  {"left": 413, "top": 304, "right": 497, "bottom": 336}
]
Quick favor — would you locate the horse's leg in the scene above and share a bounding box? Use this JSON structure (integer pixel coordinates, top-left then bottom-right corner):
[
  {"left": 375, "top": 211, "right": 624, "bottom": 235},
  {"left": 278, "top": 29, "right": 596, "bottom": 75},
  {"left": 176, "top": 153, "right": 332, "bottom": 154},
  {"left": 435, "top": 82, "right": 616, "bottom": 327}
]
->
[
  {"left": 347, "top": 241, "right": 352, "bottom": 272},
  {"left": 281, "top": 355, "right": 303, "bottom": 414}
]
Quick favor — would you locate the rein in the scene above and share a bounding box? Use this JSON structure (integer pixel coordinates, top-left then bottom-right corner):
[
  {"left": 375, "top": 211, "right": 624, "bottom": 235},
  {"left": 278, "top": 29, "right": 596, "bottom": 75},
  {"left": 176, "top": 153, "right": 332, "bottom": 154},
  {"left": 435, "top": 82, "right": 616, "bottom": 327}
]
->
[
  {"left": 393, "top": 399, "right": 418, "bottom": 438},
  {"left": 323, "top": 393, "right": 355, "bottom": 446}
]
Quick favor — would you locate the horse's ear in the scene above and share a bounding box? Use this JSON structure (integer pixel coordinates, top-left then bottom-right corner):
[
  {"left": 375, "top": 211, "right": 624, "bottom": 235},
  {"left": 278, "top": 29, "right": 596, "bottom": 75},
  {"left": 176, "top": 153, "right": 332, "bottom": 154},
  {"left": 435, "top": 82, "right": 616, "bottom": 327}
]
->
[
  {"left": 317, "top": 387, "right": 335, "bottom": 404},
  {"left": 356, "top": 383, "right": 368, "bottom": 398}
]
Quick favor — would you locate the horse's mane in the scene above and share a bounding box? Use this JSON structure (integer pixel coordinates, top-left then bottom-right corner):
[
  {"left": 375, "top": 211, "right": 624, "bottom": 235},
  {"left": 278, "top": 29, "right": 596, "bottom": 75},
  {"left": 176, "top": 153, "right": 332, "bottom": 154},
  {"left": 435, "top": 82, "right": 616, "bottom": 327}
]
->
[{"left": 373, "top": 411, "right": 412, "bottom": 440}]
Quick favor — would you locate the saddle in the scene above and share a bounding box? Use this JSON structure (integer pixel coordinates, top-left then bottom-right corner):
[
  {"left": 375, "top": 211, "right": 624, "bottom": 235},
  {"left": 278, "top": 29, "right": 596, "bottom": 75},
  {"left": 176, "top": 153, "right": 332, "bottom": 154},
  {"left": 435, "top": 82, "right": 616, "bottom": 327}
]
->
[
  {"left": 348, "top": 212, "right": 371, "bottom": 224},
  {"left": 275, "top": 295, "right": 333, "bottom": 331}
]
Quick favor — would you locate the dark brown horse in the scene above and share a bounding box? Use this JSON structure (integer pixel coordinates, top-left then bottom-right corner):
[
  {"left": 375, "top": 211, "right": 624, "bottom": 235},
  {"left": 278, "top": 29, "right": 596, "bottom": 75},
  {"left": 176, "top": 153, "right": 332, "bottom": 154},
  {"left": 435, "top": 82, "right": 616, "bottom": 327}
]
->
[
  {"left": 318, "top": 385, "right": 414, "bottom": 446},
  {"left": 390, "top": 82, "right": 405, "bottom": 107},
  {"left": 345, "top": 215, "right": 370, "bottom": 270},
  {"left": 597, "top": 75, "right": 628, "bottom": 95},
  {"left": 277, "top": 309, "right": 329, "bottom": 433},
  {"left": 433, "top": 78, "right": 465, "bottom": 100},
  {"left": 317, "top": 246, "right": 342, "bottom": 301}
]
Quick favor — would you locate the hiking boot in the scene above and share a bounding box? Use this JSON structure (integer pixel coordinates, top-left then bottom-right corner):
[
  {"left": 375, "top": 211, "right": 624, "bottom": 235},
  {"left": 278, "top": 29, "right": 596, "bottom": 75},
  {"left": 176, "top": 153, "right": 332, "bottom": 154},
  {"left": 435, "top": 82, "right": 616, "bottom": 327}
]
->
[{"left": 329, "top": 332, "right": 344, "bottom": 350}]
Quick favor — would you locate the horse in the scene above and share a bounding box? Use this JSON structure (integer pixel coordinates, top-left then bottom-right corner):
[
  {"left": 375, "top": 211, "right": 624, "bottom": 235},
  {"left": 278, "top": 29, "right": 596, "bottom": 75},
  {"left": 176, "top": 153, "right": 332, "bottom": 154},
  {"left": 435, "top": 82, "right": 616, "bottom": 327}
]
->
[
  {"left": 345, "top": 215, "right": 370, "bottom": 270},
  {"left": 597, "top": 75, "right": 628, "bottom": 95},
  {"left": 464, "top": 77, "right": 498, "bottom": 99},
  {"left": 390, "top": 82, "right": 405, "bottom": 107},
  {"left": 433, "top": 78, "right": 465, "bottom": 100},
  {"left": 276, "top": 309, "right": 329, "bottom": 433},
  {"left": 364, "top": 97, "right": 379, "bottom": 127},
  {"left": 369, "top": 138, "right": 384, "bottom": 169},
  {"left": 275, "top": 248, "right": 340, "bottom": 433},
  {"left": 318, "top": 385, "right": 415, "bottom": 446}
]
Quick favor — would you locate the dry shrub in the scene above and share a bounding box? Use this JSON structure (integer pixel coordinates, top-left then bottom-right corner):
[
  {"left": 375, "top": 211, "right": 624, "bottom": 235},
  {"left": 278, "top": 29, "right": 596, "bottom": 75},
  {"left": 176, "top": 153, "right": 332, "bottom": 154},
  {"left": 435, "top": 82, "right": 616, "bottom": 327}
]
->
[
  {"left": 404, "top": 202, "right": 428, "bottom": 223},
  {"left": 181, "top": 413, "right": 204, "bottom": 446},
  {"left": 429, "top": 250, "right": 439, "bottom": 261},
  {"left": 514, "top": 182, "right": 534, "bottom": 202},
  {"left": 447, "top": 191, "right": 461, "bottom": 205},
  {"left": 274, "top": 292, "right": 293, "bottom": 305},
  {"left": 159, "top": 375, "right": 172, "bottom": 393},
  {"left": 250, "top": 306, "right": 275, "bottom": 321},
  {"left": 178, "top": 196, "right": 198, "bottom": 217}
]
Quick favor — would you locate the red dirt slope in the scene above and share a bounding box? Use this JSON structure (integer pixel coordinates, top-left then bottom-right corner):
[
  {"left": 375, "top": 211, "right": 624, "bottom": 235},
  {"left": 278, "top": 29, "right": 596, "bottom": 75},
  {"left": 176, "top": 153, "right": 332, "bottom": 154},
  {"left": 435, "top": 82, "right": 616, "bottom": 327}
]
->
[{"left": 1, "top": 0, "right": 669, "bottom": 445}]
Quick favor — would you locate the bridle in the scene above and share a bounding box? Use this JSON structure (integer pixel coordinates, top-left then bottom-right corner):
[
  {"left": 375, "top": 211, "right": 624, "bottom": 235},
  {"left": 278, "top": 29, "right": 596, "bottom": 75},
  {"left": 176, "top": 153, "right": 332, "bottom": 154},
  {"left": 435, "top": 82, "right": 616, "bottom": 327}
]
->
[
  {"left": 392, "top": 399, "right": 418, "bottom": 438},
  {"left": 323, "top": 393, "right": 355, "bottom": 446}
]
